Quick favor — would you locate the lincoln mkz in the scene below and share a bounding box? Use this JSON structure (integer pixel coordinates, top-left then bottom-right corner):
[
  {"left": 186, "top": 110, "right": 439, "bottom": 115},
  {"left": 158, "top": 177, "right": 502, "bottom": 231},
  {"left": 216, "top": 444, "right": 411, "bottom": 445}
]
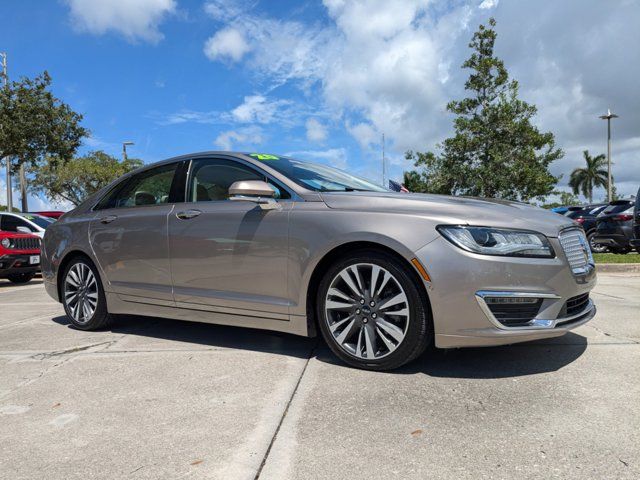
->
[{"left": 42, "top": 152, "right": 597, "bottom": 370}]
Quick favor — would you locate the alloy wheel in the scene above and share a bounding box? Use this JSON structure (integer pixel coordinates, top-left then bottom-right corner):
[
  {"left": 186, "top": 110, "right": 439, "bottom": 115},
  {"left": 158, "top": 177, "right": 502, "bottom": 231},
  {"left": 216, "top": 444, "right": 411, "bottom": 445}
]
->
[
  {"left": 324, "top": 263, "right": 410, "bottom": 360},
  {"left": 64, "top": 263, "right": 99, "bottom": 324}
]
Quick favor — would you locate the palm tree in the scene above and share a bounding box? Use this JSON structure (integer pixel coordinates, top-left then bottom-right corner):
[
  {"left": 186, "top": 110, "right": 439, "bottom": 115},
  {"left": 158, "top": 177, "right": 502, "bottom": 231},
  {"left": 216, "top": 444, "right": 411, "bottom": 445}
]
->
[{"left": 568, "top": 150, "right": 609, "bottom": 203}]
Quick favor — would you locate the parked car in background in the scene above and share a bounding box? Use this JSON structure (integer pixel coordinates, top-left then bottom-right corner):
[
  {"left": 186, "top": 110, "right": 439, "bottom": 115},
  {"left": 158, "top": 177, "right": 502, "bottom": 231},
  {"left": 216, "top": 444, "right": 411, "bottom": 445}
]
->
[
  {"left": 42, "top": 151, "right": 596, "bottom": 371},
  {"left": 31, "top": 211, "right": 65, "bottom": 220},
  {"left": 593, "top": 199, "right": 636, "bottom": 254},
  {"left": 565, "top": 204, "right": 608, "bottom": 253},
  {"left": 0, "top": 212, "right": 54, "bottom": 238},
  {"left": 0, "top": 231, "right": 41, "bottom": 284},
  {"left": 551, "top": 206, "right": 570, "bottom": 215},
  {"left": 630, "top": 188, "right": 640, "bottom": 252}
]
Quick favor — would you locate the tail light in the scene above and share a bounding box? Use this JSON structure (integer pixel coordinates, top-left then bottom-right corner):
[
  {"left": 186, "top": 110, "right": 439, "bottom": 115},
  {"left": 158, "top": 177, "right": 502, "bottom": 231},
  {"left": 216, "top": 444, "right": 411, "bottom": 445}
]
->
[
  {"left": 573, "top": 218, "right": 585, "bottom": 224},
  {"left": 613, "top": 214, "right": 633, "bottom": 221}
]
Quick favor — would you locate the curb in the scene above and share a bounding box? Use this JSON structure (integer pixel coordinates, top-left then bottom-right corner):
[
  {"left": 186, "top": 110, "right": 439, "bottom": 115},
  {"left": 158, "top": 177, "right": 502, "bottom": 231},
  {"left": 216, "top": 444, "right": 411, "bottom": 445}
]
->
[{"left": 596, "top": 263, "right": 640, "bottom": 273}]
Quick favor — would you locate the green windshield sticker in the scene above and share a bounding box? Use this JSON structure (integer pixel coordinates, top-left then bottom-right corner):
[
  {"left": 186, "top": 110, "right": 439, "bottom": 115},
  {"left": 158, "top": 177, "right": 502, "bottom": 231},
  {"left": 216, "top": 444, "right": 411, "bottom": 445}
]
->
[{"left": 249, "top": 153, "right": 279, "bottom": 161}]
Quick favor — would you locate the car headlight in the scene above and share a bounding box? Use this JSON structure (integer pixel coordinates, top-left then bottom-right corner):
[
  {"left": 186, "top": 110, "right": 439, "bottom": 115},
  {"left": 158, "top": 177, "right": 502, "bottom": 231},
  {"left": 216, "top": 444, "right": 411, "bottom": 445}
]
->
[
  {"left": 437, "top": 225, "right": 555, "bottom": 258},
  {"left": 1, "top": 238, "right": 11, "bottom": 248}
]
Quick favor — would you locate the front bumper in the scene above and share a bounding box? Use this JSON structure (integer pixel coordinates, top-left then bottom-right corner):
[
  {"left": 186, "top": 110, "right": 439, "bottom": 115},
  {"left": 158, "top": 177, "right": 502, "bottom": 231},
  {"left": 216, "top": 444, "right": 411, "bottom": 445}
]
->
[
  {"left": 593, "top": 233, "right": 630, "bottom": 249},
  {"left": 414, "top": 236, "right": 596, "bottom": 348},
  {"left": 0, "top": 254, "right": 40, "bottom": 278}
]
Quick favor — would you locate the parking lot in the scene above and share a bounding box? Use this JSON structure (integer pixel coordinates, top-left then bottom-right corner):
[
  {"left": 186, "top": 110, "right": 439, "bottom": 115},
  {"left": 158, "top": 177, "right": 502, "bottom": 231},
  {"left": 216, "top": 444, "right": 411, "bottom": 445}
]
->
[{"left": 1, "top": 273, "right": 638, "bottom": 480}]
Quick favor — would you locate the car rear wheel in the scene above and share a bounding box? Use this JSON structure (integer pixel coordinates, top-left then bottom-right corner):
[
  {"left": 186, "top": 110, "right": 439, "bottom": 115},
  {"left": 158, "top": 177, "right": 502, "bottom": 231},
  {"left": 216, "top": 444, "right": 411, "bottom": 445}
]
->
[
  {"left": 587, "top": 231, "right": 608, "bottom": 253},
  {"left": 62, "top": 257, "right": 112, "bottom": 330},
  {"left": 316, "top": 250, "right": 431, "bottom": 371},
  {"left": 7, "top": 272, "right": 35, "bottom": 284}
]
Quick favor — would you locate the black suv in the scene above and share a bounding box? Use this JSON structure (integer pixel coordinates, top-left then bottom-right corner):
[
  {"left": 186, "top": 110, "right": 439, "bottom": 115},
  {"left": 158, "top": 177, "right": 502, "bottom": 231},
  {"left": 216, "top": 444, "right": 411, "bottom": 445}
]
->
[
  {"left": 565, "top": 204, "right": 608, "bottom": 253},
  {"left": 593, "top": 199, "right": 637, "bottom": 254}
]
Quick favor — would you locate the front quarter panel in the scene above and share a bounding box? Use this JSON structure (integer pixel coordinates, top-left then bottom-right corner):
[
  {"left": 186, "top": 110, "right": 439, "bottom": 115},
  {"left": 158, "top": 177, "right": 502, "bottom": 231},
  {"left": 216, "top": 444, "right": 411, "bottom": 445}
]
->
[
  {"left": 42, "top": 210, "right": 97, "bottom": 302},
  {"left": 288, "top": 201, "right": 439, "bottom": 316}
]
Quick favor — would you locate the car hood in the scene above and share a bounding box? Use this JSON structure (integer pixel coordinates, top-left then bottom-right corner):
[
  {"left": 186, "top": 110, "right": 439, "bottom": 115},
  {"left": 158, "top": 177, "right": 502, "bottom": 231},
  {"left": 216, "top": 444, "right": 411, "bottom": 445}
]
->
[{"left": 320, "top": 192, "right": 574, "bottom": 237}]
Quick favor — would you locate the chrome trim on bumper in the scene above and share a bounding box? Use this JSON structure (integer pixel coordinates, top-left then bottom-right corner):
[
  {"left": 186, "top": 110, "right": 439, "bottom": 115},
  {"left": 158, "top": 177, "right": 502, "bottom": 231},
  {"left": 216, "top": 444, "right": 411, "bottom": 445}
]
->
[{"left": 475, "top": 290, "right": 595, "bottom": 331}]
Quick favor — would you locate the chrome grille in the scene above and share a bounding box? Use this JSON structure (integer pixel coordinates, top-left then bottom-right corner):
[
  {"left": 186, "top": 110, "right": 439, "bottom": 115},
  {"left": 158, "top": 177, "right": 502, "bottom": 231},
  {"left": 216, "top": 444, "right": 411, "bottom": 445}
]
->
[
  {"left": 558, "top": 228, "right": 593, "bottom": 275},
  {"left": 12, "top": 237, "right": 41, "bottom": 250}
]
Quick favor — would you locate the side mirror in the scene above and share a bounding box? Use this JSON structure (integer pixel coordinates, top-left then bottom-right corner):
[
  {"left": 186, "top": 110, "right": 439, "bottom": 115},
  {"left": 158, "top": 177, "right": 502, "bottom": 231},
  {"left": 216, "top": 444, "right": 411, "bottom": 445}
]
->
[
  {"left": 16, "top": 226, "right": 32, "bottom": 234},
  {"left": 228, "top": 180, "right": 281, "bottom": 210}
]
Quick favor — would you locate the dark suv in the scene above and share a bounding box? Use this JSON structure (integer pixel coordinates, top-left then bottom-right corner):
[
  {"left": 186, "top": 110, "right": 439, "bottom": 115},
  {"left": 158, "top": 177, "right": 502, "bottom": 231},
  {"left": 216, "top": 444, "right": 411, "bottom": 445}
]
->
[
  {"left": 630, "top": 187, "right": 640, "bottom": 252},
  {"left": 593, "top": 199, "right": 636, "bottom": 254},
  {"left": 565, "top": 204, "right": 608, "bottom": 253}
]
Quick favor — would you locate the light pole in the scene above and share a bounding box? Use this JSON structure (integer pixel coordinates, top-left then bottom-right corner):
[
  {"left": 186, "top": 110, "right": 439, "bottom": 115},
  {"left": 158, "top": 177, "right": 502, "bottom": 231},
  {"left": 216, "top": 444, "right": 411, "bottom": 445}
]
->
[
  {"left": 1, "top": 52, "right": 11, "bottom": 212},
  {"left": 122, "top": 141, "right": 134, "bottom": 162},
  {"left": 599, "top": 109, "right": 618, "bottom": 202}
]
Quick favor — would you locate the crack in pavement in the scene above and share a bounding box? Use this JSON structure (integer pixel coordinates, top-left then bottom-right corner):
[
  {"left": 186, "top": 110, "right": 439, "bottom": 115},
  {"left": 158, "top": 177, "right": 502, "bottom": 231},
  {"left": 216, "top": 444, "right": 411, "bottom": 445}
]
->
[{"left": 253, "top": 340, "right": 318, "bottom": 480}]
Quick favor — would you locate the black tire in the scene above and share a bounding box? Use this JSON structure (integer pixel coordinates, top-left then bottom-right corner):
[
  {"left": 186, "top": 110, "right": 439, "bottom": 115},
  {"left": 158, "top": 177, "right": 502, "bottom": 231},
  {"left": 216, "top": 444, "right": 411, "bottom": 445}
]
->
[
  {"left": 636, "top": 247, "right": 640, "bottom": 255},
  {"left": 7, "top": 272, "right": 36, "bottom": 284},
  {"left": 587, "top": 231, "right": 608, "bottom": 254},
  {"left": 611, "top": 247, "right": 631, "bottom": 255},
  {"left": 61, "top": 256, "right": 113, "bottom": 330},
  {"left": 316, "top": 250, "right": 432, "bottom": 371}
]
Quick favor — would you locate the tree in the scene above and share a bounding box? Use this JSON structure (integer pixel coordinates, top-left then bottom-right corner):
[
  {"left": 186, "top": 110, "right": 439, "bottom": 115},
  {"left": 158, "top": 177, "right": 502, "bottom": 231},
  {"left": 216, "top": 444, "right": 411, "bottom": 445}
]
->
[
  {"left": 405, "top": 18, "right": 563, "bottom": 201},
  {"left": 29, "top": 151, "right": 143, "bottom": 206},
  {"left": 568, "top": 150, "right": 608, "bottom": 203},
  {"left": 0, "top": 71, "right": 87, "bottom": 209}
]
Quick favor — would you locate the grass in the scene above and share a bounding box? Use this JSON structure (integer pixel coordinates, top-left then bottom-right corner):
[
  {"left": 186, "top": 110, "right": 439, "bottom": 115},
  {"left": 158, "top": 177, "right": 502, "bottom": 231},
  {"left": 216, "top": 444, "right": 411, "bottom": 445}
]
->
[{"left": 593, "top": 252, "right": 640, "bottom": 264}]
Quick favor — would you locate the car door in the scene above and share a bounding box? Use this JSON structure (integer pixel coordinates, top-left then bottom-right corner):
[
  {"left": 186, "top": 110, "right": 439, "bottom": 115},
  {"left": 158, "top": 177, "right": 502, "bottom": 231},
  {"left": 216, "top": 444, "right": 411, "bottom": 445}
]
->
[
  {"left": 168, "top": 157, "right": 292, "bottom": 318},
  {"left": 89, "top": 161, "right": 183, "bottom": 305}
]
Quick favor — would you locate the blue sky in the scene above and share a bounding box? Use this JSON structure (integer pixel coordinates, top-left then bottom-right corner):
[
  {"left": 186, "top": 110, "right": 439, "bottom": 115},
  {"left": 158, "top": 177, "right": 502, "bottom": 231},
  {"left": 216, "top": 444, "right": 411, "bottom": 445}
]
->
[{"left": 2, "top": 0, "right": 639, "bottom": 209}]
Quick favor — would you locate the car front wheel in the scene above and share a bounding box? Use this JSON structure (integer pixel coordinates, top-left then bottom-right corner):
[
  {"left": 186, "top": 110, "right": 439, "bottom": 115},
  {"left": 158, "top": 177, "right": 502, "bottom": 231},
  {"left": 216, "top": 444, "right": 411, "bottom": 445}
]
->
[
  {"left": 587, "top": 231, "right": 608, "bottom": 253},
  {"left": 317, "top": 250, "right": 431, "bottom": 371},
  {"left": 62, "top": 257, "right": 112, "bottom": 330}
]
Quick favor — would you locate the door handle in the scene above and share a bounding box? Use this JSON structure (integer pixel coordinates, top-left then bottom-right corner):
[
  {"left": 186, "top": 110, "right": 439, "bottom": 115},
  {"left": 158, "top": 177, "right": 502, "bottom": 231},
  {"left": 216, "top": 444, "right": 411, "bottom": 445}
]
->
[
  {"left": 100, "top": 215, "right": 118, "bottom": 224},
  {"left": 176, "top": 209, "right": 202, "bottom": 220}
]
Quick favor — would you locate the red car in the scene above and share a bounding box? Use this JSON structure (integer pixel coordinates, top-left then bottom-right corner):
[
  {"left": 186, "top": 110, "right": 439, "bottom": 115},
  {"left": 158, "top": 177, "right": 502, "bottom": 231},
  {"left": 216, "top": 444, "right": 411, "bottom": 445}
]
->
[
  {"left": 31, "top": 210, "right": 65, "bottom": 220},
  {"left": 0, "top": 232, "right": 41, "bottom": 284}
]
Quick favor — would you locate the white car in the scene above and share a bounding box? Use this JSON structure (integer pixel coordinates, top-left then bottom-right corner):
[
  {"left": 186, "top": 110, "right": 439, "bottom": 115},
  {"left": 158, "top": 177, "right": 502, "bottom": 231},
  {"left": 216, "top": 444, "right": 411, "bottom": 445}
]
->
[{"left": 0, "top": 212, "right": 54, "bottom": 239}]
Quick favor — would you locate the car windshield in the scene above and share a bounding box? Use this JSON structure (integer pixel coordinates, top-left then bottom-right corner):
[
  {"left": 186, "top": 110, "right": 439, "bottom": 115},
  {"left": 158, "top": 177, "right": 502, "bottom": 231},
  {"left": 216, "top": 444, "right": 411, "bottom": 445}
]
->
[
  {"left": 600, "top": 201, "right": 633, "bottom": 216},
  {"left": 19, "top": 213, "right": 54, "bottom": 229},
  {"left": 247, "top": 154, "right": 388, "bottom": 192}
]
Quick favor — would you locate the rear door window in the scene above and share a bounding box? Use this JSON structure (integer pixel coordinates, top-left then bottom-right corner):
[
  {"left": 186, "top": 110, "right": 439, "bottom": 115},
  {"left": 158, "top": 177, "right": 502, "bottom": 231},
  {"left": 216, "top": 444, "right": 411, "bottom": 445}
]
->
[{"left": 96, "top": 163, "right": 179, "bottom": 210}]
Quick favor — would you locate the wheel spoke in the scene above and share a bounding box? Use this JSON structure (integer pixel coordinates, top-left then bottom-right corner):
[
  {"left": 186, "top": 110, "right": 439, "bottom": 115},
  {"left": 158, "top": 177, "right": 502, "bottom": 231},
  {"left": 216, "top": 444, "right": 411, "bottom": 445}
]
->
[
  {"left": 329, "top": 315, "right": 355, "bottom": 334},
  {"left": 363, "top": 324, "right": 377, "bottom": 359},
  {"left": 326, "top": 299, "right": 354, "bottom": 310},
  {"left": 355, "top": 326, "right": 364, "bottom": 358},
  {"left": 376, "top": 317, "right": 405, "bottom": 343},
  {"left": 378, "top": 292, "right": 407, "bottom": 311},
  {"left": 66, "top": 271, "right": 80, "bottom": 287},
  {"left": 339, "top": 270, "right": 363, "bottom": 298},
  {"left": 328, "top": 287, "right": 353, "bottom": 302},
  {"left": 335, "top": 317, "right": 357, "bottom": 345},
  {"left": 373, "top": 271, "right": 391, "bottom": 299},
  {"left": 376, "top": 326, "right": 396, "bottom": 351},
  {"left": 349, "top": 266, "right": 364, "bottom": 294},
  {"left": 384, "top": 308, "right": 409, "bottom": 318},
  {"left": 370, "top": 266, "right": 380, "bottom": 298}
]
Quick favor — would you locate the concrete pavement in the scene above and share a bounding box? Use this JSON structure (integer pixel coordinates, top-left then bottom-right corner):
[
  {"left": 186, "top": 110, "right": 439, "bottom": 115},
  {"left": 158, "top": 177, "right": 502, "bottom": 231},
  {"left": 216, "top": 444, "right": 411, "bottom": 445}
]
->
[{"left": 1, "top": 274, "right": 638, "bottom": 479}]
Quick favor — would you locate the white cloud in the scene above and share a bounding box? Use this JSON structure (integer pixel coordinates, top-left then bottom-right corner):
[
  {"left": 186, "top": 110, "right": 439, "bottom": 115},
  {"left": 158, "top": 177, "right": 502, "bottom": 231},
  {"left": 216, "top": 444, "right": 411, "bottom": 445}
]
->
[
  {"left": 204, "top": 27, "right": 251, "bottom": 62},
  {"left": 231, "top": 95, "right": 290, "bottom": 123},
  {"left": 305, "top": 118, "right": 328, "bottom": 143},
  {"left": 214, "top": 126, "right": 264, "bottom": 150},
  {"left": 65, "top": 0, "right": 176, "bottom": 43},
  {"left": 285, "top": 148, "right": 349, "bottom": 170},
  {"left": 479, "top": 0, "right": 499, "bottom": 9}
]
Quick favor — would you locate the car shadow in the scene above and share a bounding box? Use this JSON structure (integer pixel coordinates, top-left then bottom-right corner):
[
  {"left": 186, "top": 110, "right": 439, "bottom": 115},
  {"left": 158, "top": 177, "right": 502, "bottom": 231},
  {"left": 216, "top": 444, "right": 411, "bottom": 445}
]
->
[
  {"left": 51, "top": 314, "right": 316, "bottom": 360},
  {"left": 0, "top": 278, "right": 43, "bottom": 289},
  {"left": 397, "top": 332, "right": 589, "bottom": 378},
  {"left": 51, "top": 314, "right": 587, "bottom": 378}
]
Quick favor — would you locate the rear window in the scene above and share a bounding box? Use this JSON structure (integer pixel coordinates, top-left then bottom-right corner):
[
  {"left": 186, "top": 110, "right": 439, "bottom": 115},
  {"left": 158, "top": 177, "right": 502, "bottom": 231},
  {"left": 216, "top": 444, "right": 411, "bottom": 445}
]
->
[{"left": 600, "top": 201, "right": 633, "bottom": 215}]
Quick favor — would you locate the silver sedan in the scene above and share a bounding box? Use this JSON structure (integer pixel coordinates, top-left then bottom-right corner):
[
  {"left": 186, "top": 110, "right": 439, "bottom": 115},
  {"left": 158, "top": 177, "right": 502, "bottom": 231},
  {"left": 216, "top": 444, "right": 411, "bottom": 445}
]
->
[{"left": 41, "top": 152, "right": 596, "bottom": 370}]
